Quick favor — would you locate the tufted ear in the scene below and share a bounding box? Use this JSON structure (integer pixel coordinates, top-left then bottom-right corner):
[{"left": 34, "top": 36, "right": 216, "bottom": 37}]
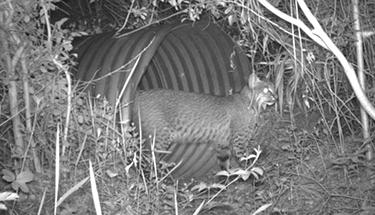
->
[{"left": 248, "top": 73, "right": 261, "bottom": 89}]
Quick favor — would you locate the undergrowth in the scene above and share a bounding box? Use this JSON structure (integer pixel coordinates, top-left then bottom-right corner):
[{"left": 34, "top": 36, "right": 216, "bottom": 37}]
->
[
  {"left": 2, "top": 90, "right": 375, "bottom": 214},
  {"left": 1, "top": 0, "right": 375, "bottom": 214}
]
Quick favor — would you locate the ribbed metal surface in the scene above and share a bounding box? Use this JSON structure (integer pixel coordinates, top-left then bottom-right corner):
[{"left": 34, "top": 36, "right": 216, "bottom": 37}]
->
[
  {"left": 162, "top": 138, "right": 218, "bottom": 179},
  {"left": 74, "top": 21, "right": 252, "bottom": 179},
  {"left": 74, "top": 26, "right": 173, "bottom": 105},
  {"left": 139, "top": 22, "right": 251, "bottom": 96}
]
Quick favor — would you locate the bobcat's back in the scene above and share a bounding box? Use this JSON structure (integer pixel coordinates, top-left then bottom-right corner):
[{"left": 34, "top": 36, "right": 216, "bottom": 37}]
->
[{"left": 132, "top": 73, "right": 276, "bottom": 179}]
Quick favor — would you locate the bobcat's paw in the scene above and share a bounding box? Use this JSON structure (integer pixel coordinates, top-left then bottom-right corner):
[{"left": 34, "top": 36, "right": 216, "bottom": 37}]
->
[{"left": 216, "top": 147, "right": 231, "bottom": 171}]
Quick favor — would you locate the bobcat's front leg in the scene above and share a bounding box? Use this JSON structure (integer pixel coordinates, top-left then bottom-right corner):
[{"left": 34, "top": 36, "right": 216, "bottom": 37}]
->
[{"left": 216, "top": 146, "right": 231, "bottom": 171}]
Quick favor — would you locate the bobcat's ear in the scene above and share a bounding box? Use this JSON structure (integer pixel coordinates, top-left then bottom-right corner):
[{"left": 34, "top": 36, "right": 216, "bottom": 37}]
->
[{"left": 248, "top": 73, "right": 261, "bottom": 89}]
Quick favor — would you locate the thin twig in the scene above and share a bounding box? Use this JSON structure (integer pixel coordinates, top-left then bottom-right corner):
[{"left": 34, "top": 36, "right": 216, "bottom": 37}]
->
[{"left": 42, "top": 1, "right": 73, "bottom": 155}]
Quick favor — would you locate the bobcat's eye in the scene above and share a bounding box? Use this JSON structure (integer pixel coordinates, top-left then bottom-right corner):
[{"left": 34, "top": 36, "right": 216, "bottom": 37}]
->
[{"left": 263, "top": 88, "right": 269, "bottom": 93}]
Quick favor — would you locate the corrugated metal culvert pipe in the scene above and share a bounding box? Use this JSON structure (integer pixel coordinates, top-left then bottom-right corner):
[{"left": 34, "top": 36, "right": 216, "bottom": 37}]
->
[{"left": 74, "top": 21, "right": 252, "bottom": 179}]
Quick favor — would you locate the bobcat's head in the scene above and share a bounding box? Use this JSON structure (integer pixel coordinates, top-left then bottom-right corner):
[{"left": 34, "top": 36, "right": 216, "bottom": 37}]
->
[{"left": 244, "top": 73, "right": 277, "bottom": 112}]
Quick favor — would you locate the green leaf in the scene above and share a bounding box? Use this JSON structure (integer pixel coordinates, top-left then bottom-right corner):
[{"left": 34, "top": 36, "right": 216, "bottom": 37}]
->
[
  {"left": 2, "top": 169, "right": 15, "bottom": 182},
  {"left": 191, "top": 182, "right": 208, "bottom": 192},
  {"left": 252, "top": 203, "right": 272, "bottom": 215},
  {"left": 216, "top": 170, "right": 230, "bottom": 177},
  {"left": 351, "top": 156, "right": 362, "bottom": 164},
  {"left": 252, "top": 167, "right": 264, "bottom": 176},
  {"left": 209, "top": 183, "right": 226, "bottom": 190},
  {"left": 24, "top": 15, "right": 30, "bottom": 23},
  {"left": 0, "top": 192, "right": 19, "bottom": 201},
  {"left": 240, "top": 171, "right": 251, "bottom": 180},
  {"left": 16, "top": 171, "right": 34, "bottom": 183},
  {"left": 52, "top": 108, "right": 63, "bottom": 116},
  {"left": 12, "top": 181, "right": 29, "bottom": 193}
]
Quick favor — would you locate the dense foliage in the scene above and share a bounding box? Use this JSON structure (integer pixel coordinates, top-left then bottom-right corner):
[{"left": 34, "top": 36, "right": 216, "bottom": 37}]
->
[{"left": 1, "top": 0, "right": 375, "bottom": 214}]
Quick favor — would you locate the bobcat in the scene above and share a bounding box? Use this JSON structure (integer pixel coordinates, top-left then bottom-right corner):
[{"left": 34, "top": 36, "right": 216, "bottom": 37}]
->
[{"left": 132, "top": 73, "right": 276, "bottom": 179}]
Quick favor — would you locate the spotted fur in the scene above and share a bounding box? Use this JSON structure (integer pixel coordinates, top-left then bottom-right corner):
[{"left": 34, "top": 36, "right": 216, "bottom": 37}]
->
[{"left": 132, "top": 73, "right": 276, "bottom": 178}]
